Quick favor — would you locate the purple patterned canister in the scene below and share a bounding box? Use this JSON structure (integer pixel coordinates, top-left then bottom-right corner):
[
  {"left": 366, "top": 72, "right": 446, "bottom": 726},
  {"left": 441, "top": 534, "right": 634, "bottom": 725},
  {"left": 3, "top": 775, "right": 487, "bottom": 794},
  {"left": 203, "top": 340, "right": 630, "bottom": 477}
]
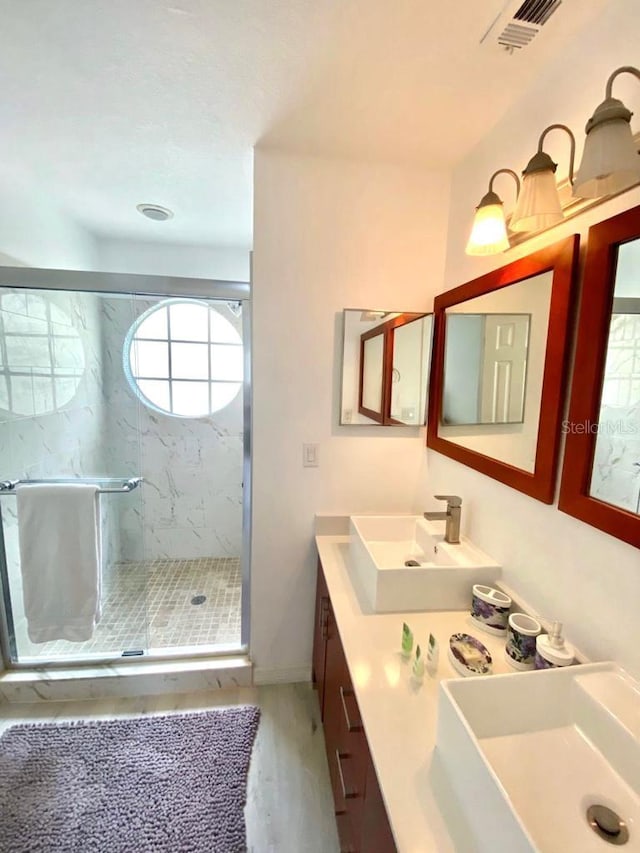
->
[
  {"left": 505, "top": 613, "right": 541, "bottom": 670},
  {"left": 534, "top": 650, "right": 556, "bottom": 670},
  {"left": 470, "top": 585, "right": 511, "bottom": 635}
]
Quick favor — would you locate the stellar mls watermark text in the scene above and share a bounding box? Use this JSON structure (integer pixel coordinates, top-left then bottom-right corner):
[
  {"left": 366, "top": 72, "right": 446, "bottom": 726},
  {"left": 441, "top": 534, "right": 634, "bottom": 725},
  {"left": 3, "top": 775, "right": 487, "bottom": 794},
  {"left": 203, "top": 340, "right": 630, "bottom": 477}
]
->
[{"left": 562, "top": 419, "right": 639, "bottom": 435}]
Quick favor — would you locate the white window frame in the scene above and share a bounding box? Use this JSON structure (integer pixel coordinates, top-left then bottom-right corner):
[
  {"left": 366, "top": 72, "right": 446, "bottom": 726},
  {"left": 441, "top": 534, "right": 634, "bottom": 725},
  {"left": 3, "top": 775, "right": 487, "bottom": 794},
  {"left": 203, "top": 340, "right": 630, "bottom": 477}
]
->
[{"left": 123, "top": 298, "right": 243, "bottom": 418}]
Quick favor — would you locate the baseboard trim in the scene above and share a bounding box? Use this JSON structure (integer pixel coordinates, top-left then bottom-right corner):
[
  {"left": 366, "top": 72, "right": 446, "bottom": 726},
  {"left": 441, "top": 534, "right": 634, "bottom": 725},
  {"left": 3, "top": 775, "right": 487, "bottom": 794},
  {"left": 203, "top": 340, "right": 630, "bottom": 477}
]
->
[
  {"left": 253, "top": 666, "right": 312, "bottom": 685},
  {"left": 0, "top": 655, "right": 253, "bottom": 703}
]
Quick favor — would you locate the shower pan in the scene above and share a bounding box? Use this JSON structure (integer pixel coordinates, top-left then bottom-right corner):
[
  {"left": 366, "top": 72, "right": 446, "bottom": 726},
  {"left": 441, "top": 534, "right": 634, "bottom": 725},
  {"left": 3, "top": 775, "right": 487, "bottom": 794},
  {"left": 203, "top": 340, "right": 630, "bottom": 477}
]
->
[{"left": 0, "top": 267, "right": 251, "bottom": 668}]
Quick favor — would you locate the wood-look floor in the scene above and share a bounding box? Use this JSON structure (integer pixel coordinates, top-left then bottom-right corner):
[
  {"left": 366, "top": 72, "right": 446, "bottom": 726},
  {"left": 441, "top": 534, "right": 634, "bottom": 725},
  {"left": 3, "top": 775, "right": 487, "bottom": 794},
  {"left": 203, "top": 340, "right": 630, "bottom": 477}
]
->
[{"left": 0, "top": 682, "right": 340, "bottom": 853}]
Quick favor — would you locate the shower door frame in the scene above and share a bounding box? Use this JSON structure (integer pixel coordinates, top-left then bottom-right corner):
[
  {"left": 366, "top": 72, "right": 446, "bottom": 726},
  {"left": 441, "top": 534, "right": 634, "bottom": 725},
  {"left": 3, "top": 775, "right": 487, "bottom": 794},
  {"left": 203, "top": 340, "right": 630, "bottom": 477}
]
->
[{"left": 0, "top": 266, "right": 252, "bottom": 669}]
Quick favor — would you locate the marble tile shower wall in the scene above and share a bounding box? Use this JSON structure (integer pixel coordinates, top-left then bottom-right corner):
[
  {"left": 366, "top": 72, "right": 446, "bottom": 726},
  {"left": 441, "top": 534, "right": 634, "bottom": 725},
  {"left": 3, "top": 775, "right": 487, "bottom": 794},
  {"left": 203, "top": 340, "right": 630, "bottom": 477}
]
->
[
  {"left": 590, "top": 314, "right": 640, "bottom": 513},
  {"left": 0, "top": 289, "right": 110, "bottom": 648},
  {"left": 591, "top": 403, "right": 640, "bottom": 512},
  {"left": 101, "top": 297, "right": 243, "bottom": 562}
]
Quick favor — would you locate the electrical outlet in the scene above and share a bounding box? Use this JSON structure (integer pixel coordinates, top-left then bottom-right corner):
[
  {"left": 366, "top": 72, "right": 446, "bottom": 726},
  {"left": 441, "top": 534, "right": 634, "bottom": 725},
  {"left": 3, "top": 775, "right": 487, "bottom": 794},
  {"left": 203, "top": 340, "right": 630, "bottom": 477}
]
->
[{"left": 303, "top": 443, "right": 319, "bottom": 467}]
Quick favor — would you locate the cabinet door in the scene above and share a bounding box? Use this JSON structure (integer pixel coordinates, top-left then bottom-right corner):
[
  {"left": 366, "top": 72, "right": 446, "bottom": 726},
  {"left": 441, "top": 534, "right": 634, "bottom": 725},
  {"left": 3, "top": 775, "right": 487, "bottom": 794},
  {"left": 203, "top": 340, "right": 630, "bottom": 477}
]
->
[
  {"left": 316, "top": 558, "right": 396, "bottom": 852},
  {"left": 337, "top": 685, "right": 368, "bottom": 847},
  {"left": 324, "top": 606, "right": 357, "bottom": 851},
  {"left": 323, "top": 601, "right": 347, "bottom": 807},
  {"left": 312, "top": 561, "right": 330, "bottom": 718},
  {"left": 361, "top": 752, "right": 397, "bottom": 853},
  {"left": 324, "top": 611, "right": 369, "bottom": 851}
]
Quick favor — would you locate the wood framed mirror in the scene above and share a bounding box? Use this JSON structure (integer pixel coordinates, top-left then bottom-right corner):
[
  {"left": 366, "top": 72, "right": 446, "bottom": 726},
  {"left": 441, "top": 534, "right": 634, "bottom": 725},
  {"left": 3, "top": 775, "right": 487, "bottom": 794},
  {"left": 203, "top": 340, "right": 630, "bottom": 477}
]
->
[
  {"left": 340, "top": 310, "right": 433, "bottom": 426},
  {"left": 427, "top": 235, "right": 579, "bottom": 503},
  {"left": 559, "top": 206, "right": 640, "bottom": 548}
]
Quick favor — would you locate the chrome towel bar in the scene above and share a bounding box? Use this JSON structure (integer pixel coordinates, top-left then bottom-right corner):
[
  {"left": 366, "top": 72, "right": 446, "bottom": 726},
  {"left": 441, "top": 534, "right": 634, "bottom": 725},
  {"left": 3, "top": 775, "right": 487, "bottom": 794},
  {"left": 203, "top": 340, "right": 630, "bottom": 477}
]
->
[{"left": 0, "top": 477, "right": 143, "bottom": 495}]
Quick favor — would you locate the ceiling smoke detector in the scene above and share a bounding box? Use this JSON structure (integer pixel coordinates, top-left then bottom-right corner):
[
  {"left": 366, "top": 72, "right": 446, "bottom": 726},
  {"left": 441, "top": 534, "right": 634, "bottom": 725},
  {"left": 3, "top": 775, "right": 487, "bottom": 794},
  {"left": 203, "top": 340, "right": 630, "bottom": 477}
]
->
[{"left": 136, "top": 203, "right": 174, "bottom": 221}]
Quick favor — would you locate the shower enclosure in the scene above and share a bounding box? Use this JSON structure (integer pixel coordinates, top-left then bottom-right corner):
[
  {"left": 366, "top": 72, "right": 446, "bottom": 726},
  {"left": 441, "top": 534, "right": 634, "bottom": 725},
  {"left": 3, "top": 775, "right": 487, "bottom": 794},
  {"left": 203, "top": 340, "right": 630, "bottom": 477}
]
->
[{"left": 0, "top": 267, "right": 250, "bottom": 666}]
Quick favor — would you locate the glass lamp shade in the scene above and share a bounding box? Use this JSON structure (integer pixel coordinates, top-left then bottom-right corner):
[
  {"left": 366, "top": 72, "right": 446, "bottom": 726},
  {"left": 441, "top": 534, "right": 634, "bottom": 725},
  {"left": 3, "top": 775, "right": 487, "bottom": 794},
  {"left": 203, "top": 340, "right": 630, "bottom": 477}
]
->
[
  {"left": 573, "top": 119, "right": 640, "bottom": 198},
  {"left": 465, "top": 203, "right": 510, "bottom": 255},
  {"left": 510, "top": 169, "right": 563, "bottom": 232}
]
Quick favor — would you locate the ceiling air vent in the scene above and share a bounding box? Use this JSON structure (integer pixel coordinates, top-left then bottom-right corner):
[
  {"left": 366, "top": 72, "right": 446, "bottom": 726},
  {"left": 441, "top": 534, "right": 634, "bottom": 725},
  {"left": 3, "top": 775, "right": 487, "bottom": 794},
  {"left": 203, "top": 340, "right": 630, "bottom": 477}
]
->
[{"left": 481, "top": 0, "right": 563, "bottom": 52}]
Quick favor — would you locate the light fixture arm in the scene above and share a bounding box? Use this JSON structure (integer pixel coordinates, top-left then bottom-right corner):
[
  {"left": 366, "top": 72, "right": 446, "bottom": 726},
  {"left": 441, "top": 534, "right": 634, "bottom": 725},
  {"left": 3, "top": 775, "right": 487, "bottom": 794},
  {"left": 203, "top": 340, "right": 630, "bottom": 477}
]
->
[
  {"left": 527, "top": 123, "right": 577, "bottom": 183},
  {"left": 585, "top": 65, "right": 640, "bottom": 133},
  {"left": 605, "top": 66, "right": 640, "bottom": 100},
  {"left": 479, "top": 168, "right": 520, "bottom": 208}
]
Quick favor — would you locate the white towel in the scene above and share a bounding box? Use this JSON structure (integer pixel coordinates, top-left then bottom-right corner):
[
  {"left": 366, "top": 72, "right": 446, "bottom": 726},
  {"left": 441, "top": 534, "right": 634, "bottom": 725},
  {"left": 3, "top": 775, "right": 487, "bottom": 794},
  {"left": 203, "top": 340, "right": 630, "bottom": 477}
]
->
[{"left": 17, "top": 483, "right": 102, "bottom": 643}]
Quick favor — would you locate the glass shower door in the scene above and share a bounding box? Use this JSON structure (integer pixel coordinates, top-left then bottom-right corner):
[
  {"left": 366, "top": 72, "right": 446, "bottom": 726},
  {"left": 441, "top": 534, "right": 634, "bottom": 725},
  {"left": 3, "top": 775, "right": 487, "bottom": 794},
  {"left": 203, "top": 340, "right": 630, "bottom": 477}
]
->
[
  {"left": 127, "top": 295, "right": 245, "bottom": 654},
  {"left": 0, "top": 276, "right": 249, "bottom": 666},
  {"left": 0, "top": 286, "right": 149, "bottom": 663}
]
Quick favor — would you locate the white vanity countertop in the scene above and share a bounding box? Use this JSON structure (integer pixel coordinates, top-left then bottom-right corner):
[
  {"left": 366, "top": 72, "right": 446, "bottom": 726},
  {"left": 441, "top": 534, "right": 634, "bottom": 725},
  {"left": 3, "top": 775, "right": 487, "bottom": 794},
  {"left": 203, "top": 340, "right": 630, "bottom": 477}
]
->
[{"left": 316, "top": 529, "right": 523, "bottom": 853}]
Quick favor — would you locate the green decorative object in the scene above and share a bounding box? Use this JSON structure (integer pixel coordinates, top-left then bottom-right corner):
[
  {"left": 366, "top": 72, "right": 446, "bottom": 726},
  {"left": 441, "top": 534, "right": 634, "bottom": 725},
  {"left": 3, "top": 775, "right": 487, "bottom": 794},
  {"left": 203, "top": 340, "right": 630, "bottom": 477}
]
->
[
  {"left": 401, "top": 622, "right": 414, "bottom": 657},
  {"left": 426, "top": 632, "right": 439, "bottom": 675},
  {"left": 413, "top": 644, "right": 425, "bottom": 680}
]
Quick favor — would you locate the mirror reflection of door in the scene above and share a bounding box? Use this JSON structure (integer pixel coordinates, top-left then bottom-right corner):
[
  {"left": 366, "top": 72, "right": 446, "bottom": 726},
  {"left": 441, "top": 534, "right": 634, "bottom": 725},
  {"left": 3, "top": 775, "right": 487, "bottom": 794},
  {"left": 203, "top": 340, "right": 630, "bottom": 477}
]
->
[
  {"left": 443, "top": 313, "right": 530, "bottom": 426},
  {"left": 479, "top": 314, "right": 530, "bottom": 424},
  {"left": 589, "top": 238, "right": 640, "bottom": 515}
]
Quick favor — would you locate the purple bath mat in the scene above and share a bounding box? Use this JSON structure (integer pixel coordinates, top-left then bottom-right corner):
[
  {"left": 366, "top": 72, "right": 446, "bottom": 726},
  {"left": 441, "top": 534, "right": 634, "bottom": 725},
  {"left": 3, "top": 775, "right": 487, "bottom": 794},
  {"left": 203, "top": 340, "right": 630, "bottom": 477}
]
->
[{"left": 0, "top": 706, "right": 260, "bottom": 852}]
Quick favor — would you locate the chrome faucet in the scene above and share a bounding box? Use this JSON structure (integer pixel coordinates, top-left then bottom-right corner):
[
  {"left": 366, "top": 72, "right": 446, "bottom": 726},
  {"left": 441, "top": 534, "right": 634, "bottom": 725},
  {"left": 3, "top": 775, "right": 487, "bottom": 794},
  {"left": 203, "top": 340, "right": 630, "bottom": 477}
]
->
[{"left": 424, "top": 495, "right": 462, "bottom": 544}]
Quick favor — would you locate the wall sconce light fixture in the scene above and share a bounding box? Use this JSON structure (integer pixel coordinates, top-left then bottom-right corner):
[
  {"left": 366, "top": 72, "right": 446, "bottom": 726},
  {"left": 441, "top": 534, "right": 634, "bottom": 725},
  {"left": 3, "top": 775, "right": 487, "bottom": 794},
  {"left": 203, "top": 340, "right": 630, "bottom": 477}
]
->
[
  {"left": 465, "top": 169, "right": 520, "bottom": 256},
  {"left": 510, "top": 124, "right": 576, "bottom": 232},
  {"left": 465, "top": 64, "right": 640, "bottom": 258},
  {"left": 573, "top": 65, "right": 640, "bottom": 198}
]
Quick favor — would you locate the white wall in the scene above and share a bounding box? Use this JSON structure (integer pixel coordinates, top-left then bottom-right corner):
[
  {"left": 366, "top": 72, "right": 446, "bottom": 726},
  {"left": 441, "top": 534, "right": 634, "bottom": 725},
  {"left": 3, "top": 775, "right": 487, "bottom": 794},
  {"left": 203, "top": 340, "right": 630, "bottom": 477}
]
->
[
  {"left": 95, "top": 237, "right": 250, "bottom": 282},
  {"left": 251, "top": 150, "right": 450, "bottom": 680},
  {"left": 0, "top": 167, "right": 96, "bottom": 270},
  {"left": 423, "top": 0, "right": 640, "bottom": 676}
]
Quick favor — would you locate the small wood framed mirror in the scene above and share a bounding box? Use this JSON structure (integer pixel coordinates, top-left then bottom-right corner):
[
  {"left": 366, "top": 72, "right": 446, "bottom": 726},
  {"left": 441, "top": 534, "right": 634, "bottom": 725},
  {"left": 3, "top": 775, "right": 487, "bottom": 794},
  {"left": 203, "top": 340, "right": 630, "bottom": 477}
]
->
[
  {"left": 340, "top": 310, "right": 433, "bottom": 426},
  {"left": 559, "top": 206, "right": 640, "bottom": 548},
  {"left": 427, "top": 236, "right": 579, "bottom": 502}
]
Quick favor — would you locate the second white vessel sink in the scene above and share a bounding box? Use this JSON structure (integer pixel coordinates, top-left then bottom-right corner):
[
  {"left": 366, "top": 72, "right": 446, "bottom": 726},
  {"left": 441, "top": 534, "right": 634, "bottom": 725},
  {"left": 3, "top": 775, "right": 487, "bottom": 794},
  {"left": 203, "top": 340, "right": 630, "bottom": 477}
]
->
[
  {"left": 436, "top": 662, "right": 640, "bottom": 852},
  {"left": 349, "top": 515, "right": 501, "bottom": 612}
]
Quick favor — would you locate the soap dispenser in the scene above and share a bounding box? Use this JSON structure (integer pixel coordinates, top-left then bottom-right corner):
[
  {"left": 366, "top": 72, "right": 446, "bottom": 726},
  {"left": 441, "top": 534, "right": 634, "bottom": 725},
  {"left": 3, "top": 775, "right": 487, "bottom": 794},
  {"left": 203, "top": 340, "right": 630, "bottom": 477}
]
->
[{"left": 535, "top": 621, "right": 575, "bottom": 669}]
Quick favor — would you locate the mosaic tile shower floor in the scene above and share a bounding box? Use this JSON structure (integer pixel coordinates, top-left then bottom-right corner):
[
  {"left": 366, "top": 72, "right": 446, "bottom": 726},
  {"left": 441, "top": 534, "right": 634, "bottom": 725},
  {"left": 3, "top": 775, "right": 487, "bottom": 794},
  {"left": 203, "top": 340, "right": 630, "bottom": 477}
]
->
[{"left": 22, "top": 557, "right": 242, "bottom": 660}]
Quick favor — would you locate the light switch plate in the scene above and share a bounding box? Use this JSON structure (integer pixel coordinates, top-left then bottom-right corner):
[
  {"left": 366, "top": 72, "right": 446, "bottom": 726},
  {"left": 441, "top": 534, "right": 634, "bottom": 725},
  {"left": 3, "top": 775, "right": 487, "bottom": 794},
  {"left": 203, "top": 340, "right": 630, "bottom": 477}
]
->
[{"left": 303, "top": 443, "right": 319, "bottom": 467}]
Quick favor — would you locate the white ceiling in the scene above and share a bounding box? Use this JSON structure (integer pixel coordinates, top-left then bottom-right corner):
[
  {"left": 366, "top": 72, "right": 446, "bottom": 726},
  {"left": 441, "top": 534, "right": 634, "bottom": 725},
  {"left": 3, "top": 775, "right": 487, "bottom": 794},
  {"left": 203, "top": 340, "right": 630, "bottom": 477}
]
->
[{"left": 0, "top": 0, "right": 610, "bottom": 247}]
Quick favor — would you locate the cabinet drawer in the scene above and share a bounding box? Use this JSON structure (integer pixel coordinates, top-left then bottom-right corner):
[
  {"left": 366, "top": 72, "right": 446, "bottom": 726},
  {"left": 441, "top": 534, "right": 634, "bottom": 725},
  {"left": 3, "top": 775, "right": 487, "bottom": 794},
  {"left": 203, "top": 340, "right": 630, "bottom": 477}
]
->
[
  {"left": 312, "top": 561, "right": 331, "bottom": 718},
  {"left": 361, "top": 748, "right": 396, "bottom": 853},
  {"left": 337, "top": 689, "right": 367, "bottom": 831},
  {"left": 327, "top": 649, "right": 368, "bottom": 841},
  {"left": 335, "top": 810, "right": 357, "bottom": 853},
  {"left": 316, "top": 557, "right": 396, "bottom": 852}
]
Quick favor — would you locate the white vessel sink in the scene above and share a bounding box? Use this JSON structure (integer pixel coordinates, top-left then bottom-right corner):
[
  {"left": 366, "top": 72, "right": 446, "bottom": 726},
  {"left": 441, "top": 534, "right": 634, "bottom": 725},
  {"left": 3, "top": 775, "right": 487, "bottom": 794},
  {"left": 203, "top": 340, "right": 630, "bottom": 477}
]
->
[
  {"left": 348, "top": 515, "right": 500, "bottom": 612},
  {"left": 436, "top": 662, "right": 640, "bottom": 852}
]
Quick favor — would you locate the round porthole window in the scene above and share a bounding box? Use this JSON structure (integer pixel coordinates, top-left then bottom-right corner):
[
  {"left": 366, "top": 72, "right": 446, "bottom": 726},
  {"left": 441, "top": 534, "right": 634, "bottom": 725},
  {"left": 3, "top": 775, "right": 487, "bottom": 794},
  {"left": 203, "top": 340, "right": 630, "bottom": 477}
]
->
[{"left": 123, "top": 299, "right": 243, "bottom": 418}]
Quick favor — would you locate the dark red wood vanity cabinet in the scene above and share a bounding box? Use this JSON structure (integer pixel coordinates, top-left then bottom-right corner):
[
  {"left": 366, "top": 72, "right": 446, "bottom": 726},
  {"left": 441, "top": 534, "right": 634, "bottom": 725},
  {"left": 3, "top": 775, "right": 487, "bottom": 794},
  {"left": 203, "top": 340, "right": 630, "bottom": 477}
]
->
[
  {"left": 312, "top": 565, "right": 331, "bottom": 714},
  {"left": 313, "top": 560, "right": 397, "bottom": 853}
]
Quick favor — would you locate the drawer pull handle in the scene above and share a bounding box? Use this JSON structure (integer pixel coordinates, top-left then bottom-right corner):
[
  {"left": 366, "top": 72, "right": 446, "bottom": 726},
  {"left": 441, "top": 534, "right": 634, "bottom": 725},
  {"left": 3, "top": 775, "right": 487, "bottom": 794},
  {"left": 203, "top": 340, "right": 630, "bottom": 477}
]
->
[
  {"left": 340, "top": 686, "right": 363, "bottom": 732},
  {"left": 335, "top": 749, "right": 357, "bottom": 800},
  {"left": 320, "top": 598, "right": 329, "bottom": 639}
]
